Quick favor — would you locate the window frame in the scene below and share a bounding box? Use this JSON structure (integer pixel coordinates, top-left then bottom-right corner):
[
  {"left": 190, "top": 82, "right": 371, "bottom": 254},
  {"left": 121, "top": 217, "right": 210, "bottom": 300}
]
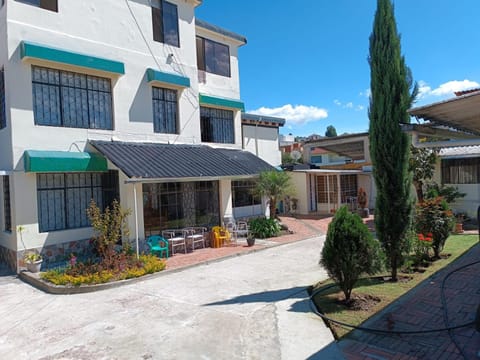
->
[
  {"left": 196, "top": 36, "right": 231, "bottom": 77},
  {"left": 151, "top": 0, "right": 180, "bottom": 47},
  {"left": 36, "top": 171, "right": 119, "bottom": 233},
  {"left": 15, "top": 0, "right": 58, "bottom": 12},
  {"left": 441, "top": 157, "right": 480, "bottom": 184},
  {"left": 3, "top": 176, "right": 11, "bottom": 232},
  {"left": 152, "top": 86, "right": 178, "bottom": 134},
  {"left": 200, "top": 106, "right": 235, "bottom": 144},
  {"left": 31, "top": 65, "right": 114, "bottom": 130},
  {"left": 232, "top": 180, "right": 261, "bottom": 208},
  {"left": 0, "top": 67, "right": 5, "bottom": 130}
]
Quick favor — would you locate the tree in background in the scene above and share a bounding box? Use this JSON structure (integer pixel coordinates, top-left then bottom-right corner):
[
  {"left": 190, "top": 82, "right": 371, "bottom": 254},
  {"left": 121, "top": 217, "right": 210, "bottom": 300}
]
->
[
  {"left": 254, "top": 170, "right": 294, "bottom": 219},
  {"left": 368, "top": 0, "right": 418, "bottom": 281},
  {"left": 408, "top": 146, "right": 437, "bottom": 202},
  {"left": 325, "top": 125, "right": 338, "bottom": 137}
]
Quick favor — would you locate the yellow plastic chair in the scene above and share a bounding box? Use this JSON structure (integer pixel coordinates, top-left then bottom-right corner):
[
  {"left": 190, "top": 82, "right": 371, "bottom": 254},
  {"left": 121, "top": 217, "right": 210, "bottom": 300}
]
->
[{"left": 211, "top": 226, "right": 231, "bottom": 247}]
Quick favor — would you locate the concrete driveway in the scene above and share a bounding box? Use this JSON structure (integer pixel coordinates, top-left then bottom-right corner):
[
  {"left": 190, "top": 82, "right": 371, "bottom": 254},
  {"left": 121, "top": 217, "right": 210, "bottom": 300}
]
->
[{"left": 0, "top": 236, "right": 342, "bottom": 360}]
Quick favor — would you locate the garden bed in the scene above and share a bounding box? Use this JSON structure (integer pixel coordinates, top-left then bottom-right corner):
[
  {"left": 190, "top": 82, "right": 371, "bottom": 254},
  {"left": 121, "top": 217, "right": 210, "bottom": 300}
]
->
[{"left": 311, "top": 234, "right": 478, "bottom": 339}]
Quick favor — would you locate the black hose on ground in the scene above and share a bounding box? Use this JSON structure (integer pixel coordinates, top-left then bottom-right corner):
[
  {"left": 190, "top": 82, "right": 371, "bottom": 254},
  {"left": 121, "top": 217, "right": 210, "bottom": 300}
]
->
[{"left": 309, "top": 260, "right": 480, "bottom": 337}]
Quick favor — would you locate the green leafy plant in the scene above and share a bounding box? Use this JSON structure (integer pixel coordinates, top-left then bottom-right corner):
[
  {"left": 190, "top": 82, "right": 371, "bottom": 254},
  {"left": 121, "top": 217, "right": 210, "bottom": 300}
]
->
[
  {"left": 253, "top": 170, "right": 294, "bottom": 219},
  {"left": 248, "top": 217, "right": 281, "bottom": 239},
  {"left": 87, "top": 199, "right": 131, "bottom": 265},
  {"left": 321, "top": 206, "right": 384, "bottom": 301},
  {"left": 415, "top": 197, "right": 455, "bottom": 258},
  {"left": 425, "top": 183, "right": 465, "bottom": 204},
  {"left": 412, "top": 232, "right": 433, "bottom": 265},
  {"left": 24, "top": 252, "right": 42, "bottom": 263}
]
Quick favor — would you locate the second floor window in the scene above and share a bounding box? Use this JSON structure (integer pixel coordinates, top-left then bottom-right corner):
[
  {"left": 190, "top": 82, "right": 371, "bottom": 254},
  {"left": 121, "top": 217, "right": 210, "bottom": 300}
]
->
[
  {"left": 152, "top": 86, "right": 177, "bottom": 134},
  {"left": 0, "top": 68, "right": 5, "bottom": 130},
  {"left": 196, "top": 37, "right": 231, "bottom": 77},
  {"left": 32, "top": 66, "right": 113, "bottom": 130},
  {"left": 200, "top": 106, "right": 234, "bottom": 144},
  {"left": 152, "top": 0, "right": 179, "bottom": 47},
  {"left": 15, "top": 0, "right": 58, "bottom": 12}
]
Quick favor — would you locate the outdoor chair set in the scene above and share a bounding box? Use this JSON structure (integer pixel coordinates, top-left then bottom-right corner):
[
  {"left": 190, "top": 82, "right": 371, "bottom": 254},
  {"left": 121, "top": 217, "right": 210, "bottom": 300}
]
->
[{"left": 147, "top": 221, "right": 250, "bottom": 257}]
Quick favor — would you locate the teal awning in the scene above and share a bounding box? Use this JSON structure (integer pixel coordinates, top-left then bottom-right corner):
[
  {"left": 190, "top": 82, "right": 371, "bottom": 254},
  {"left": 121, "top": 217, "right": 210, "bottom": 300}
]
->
[
  {"left": 24, "top": 150, "right": 108, "bottom": 173},
  {"left": 146, "top": 68, "right": 190, "bottom": 88},
  {"left": 20, "top": 41, "right": 125, "bottom": 75},
  {"left": 199, "top": 94, "right": 245, "bottom": 111}
]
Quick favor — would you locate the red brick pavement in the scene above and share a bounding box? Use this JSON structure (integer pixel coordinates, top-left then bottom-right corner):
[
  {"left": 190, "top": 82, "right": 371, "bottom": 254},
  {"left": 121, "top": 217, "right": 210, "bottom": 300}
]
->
[{"left": 339, "top": 243, "right": 480, "bottom": 360}]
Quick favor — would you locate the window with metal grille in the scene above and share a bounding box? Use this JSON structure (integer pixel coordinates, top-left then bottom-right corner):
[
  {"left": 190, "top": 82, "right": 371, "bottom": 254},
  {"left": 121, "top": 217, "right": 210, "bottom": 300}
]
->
[
  {"left": 0, "top": 68, "right": 5, "bottom": 130},
  {"left": 152, "top": 86, "right": 177, "bottom": 134},
  {"left": 200, "top": 106, "right": 234, "bottom": 144},
  {"left": 316, "top": 176, "right": 338, "bottom": 204},
  {"left": 441, "top": 157, "right": 480, "bottom": 184},
  {"left": 15, "top": 0, "right": 57, "bottom": 12},
  {"left": 232, "top": 180, "right": 261, "bottom": 208},
  {"left": 151, "top": 0, "right": 179, "bottom": 47},
  {"left": 36, "top": 171, "right": 119, "bottom": 232},
  {"left": 196, "top": 36, "right": 230, "bottom": 77},
  {"left": 3, "top": 176, "right": 11, "bottom": 232},
  {"left": 340, "top": 174, "right": 358, "bottom": 203},
  {"left": 31, "top": 66, "right": 113, "bottom": 130}
]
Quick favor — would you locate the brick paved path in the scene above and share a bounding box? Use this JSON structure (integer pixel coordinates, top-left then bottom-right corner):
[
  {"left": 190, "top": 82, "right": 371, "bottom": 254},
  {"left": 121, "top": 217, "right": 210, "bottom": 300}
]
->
[{"left": 340, "top": 243, "right": 480, "bottom": 360}]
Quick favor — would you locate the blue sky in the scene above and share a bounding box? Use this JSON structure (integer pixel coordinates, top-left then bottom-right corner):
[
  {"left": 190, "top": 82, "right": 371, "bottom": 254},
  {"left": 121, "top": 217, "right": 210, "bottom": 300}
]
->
[{"left": 196, "top": 1, "right": 480, "bottom": 137}]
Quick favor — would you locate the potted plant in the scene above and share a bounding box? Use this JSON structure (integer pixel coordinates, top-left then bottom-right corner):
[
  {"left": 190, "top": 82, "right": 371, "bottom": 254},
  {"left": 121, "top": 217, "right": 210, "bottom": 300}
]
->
[
  {"left": 246, "top": 233, "right": 255, "bottom": 247},
  {"left": 455, "top": 213, "right": 465, "bottom": 233},
  {"left": 24, "top": 252, "right": 43, "bottom": 273}
]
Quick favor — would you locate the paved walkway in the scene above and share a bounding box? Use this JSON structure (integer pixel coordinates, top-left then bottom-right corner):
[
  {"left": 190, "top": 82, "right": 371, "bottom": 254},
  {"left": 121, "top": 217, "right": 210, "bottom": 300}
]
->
[
  {"left": 339, "top": 242, "right": 480, "bottom": 360},
  {"left": 0, "top": 235, "right": 344, "bottom": 360}
]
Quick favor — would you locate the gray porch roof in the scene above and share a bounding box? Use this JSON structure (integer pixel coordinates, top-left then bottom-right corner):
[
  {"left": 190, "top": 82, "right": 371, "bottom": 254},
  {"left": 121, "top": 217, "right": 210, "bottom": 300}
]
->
[{"left": 89, "top": 141, "right": 275, "bottom": 181}]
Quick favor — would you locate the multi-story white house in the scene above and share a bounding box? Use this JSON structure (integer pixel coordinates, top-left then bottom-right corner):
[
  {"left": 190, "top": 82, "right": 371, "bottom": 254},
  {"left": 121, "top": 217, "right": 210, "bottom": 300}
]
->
[{"left": 0, "top": 0, "right": 284, "bottom": 271}]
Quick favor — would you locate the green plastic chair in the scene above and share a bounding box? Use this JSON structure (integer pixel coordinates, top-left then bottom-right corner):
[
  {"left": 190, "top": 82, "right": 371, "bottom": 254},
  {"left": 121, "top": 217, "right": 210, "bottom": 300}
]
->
[{"left": 147, "top": 235, "right": 169, "bottom": 258}]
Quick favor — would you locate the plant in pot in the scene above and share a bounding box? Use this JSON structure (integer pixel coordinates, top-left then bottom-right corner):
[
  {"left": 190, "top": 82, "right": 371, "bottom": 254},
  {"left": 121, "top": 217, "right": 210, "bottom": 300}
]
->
[
  {"left": 24, "top": 252, "right": 43, "bottom": 273},
  {"left": 246, "top": 233, "right": 255, "bottom": 247}
]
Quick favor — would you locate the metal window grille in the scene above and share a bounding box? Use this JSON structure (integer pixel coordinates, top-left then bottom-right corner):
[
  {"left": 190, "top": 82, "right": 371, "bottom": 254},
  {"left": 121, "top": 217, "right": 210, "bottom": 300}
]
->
[
  {"left": 3, "top": 176, "right": 11, "bottom": 232},
  {"left": 340, "top": 174, "right": 358, "bottom": 203},
  {"left": 31, "top": 66, "right": 113, "bottom": 130},
  {"left": 316, "top": 176, "right": 338, "bottom": 204},
  {"left": 37, "top": 171, "right": 118, "bottom": 233},
  {"left": 200, "top": 106, "right": 234, "bottom": 144},
  {"left": 152, "top": 86, "right": 178, "bottom": 134},
  {"left": 0, "top": 68, "right": 5, "bottom": 130}
]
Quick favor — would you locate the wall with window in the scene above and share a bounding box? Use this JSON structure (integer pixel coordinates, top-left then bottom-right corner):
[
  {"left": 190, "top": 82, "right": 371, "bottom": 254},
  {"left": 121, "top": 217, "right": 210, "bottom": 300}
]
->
[
  {"left": 5, "top": 0, "right": 204, "bottom": 168},
  {"left": 195, "top": 26, "right": 242, "bottom": 101},
  {"left": 439, "top": 156, "right": 480, "bottom": 217},
  {"left": 242, "top": 125, "right": 281, "bottom": 166}
]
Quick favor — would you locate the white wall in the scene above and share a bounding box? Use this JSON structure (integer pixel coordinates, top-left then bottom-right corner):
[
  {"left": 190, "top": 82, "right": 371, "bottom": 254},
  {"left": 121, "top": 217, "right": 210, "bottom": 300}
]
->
[
  {"left": 243, "top": 125, "right": 281, "bottom": 166},
  {"left": 219, "top": 179, "right": 232, "bottom": 224},
  {"left": 289, "top": 172, "right": 309, "bottom": 215}
]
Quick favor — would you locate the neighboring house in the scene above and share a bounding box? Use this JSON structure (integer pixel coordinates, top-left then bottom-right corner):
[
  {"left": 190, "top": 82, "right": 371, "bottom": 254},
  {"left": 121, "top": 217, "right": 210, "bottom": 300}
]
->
[
  {"left": 0, "top": 0, "right": 283, "bottom": 271},
  {"left": 434, "top": 146, "right": 480, "bottom": 218},
  {"left": 289, "top": 133, "right": 375, "bottom": 215}
]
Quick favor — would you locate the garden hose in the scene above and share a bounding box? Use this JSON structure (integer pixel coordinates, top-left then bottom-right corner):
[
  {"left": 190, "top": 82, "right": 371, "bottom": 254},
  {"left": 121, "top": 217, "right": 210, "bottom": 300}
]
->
[{"left": 309, "top": 259, "right": 480, "bottom": 337}]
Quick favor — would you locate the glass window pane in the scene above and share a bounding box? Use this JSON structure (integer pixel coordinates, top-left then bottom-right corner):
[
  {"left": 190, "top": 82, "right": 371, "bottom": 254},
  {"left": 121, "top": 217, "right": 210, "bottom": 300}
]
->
[{"left": 162, "top": 1, "right": 179, "bottom": 47}]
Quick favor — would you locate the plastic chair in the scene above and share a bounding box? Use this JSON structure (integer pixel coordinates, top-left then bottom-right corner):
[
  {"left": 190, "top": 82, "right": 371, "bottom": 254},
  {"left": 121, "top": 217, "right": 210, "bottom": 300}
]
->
[
  {"left": 147, "top": 235, "right": 169, "bottom": 258},
  {"left": 211, "top": 226, "right": 231, "bottom": 247},
  {"left": 184, "top": 227, "right": 207, "bottom": 250}
]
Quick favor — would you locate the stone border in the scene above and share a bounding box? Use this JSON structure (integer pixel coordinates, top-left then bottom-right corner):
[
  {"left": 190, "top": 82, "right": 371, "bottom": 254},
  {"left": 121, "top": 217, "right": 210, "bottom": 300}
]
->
[{"left": 18, "top": 235, "right": 320, "bottom": 295}]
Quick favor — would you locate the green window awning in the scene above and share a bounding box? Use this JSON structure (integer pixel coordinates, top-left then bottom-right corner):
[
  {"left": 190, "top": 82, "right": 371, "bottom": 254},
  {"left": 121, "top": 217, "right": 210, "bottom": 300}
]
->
[
  {"left": 24, "top": 150, "right": 108, "bottom": 173},
  {"left": 20, "top": 41, "right": 125, "bottom": 75},
  {"left": 199, "top": 94, "right": 245, "bottom": 111},
  {"left": 146, "top": 68, "right": 190, "bottom": 88}
]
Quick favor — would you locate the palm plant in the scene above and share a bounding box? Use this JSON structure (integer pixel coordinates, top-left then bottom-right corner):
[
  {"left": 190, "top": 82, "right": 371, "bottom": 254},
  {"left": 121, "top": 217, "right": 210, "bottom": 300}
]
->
[{"left": 254, "top": 170, "right": 294, "bottom": 219}]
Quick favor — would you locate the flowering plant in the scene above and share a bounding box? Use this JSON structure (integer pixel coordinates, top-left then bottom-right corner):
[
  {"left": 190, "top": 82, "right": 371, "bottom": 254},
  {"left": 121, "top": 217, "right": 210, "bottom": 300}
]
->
[{"left": 413, "top": 233, "right": 433, "bottom": 263}]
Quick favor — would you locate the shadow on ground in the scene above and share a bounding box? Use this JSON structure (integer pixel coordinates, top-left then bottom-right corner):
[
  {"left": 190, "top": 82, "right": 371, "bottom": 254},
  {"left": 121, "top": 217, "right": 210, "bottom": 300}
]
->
[{"left": 205, "top": 285, "right": 313, "bottom": 313}]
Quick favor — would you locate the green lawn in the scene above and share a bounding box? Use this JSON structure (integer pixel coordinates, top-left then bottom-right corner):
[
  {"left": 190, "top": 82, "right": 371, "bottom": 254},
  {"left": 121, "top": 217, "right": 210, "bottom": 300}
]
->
[{"left": 311, "top": 234, "right": 478, "bottom": 339}]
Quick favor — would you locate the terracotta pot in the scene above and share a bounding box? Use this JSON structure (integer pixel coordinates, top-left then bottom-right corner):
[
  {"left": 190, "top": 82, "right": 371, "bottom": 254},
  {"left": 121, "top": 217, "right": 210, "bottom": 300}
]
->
[{"left": 455, "top": 222, "right": 464, "bottom": 234}]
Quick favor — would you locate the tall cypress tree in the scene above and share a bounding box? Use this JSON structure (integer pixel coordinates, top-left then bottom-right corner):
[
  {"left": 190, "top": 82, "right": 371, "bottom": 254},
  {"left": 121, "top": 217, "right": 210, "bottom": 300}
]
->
[{"left": 368, "top": 0, "right": 417, "bottom": 281}]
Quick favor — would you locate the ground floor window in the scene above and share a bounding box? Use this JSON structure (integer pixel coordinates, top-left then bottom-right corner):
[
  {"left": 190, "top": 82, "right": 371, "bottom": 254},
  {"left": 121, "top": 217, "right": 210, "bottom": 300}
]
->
[
  {"left": 143, "top": 181, "right": 219, "bottom": 234},
  {"left": 37, "top": 171, "right": 119, "bottom": 232},
  {"left": 441, "top": 157, "right": 480, "bottom": 184},
  {"left": 340, "top": 174, "right": 357, "bottom": 203},
  {"left": 316, "top": 176, "right": 338, "bottom": 204},
  {"left": 200, "top": 107, "right": 234, "bottom": 144},
  {"left": 3, "top": 175, "right": 11, "bottom": 232},
  {"left": 232, "top": 180, "right": 260, "bottom": 208}
]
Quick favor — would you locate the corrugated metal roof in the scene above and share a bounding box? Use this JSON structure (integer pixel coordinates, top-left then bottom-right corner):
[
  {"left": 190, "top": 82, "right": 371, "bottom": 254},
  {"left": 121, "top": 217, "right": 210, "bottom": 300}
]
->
[
  {"left": 195, "top": 19, "right": 247, "bottom": 44},
  {"left": 241, "top": 113, "right": 285, "bottom": 126},
  {"left": 89, "top": 141, "right": 274, "bottom": 180}
]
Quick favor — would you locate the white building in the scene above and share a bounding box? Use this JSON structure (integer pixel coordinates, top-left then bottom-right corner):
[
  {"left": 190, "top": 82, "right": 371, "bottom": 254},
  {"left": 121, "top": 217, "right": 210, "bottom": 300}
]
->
[{"left": 0, "top": 0, "right": 283, "bottom": 271}]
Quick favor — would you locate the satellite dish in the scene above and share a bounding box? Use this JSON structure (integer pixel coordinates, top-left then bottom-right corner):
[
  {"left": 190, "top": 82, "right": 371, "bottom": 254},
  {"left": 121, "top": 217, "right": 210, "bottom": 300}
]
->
[{"left": 291, "top": 150, "right": 302, "bottom": 161}]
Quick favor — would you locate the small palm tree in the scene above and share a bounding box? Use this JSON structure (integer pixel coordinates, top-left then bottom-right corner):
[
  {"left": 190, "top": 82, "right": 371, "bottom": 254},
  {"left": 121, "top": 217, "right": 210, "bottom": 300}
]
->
[{"left": 254, "top": 170, "right": 294, "bottom": 219}]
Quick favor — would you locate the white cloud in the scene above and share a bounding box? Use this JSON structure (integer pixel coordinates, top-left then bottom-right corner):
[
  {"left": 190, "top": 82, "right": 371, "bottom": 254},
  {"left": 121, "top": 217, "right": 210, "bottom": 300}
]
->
[
  {"left": 356, "top": 105, "right": 365, "bottom": 111},
  {"left": 333, "top": 99, "right": 342, "bottom": 106},
  {"left": 345, "top": 102, "right": 353, "bottom": 108},
  {"left": 418, "top": 79, "right": 479, "bottom": 99},
  {"left": 249, "top": 104, "right": 328, "bottom": 125},
  {"left": 359, "top": 88, "right": 371, "bottom": 98}
]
